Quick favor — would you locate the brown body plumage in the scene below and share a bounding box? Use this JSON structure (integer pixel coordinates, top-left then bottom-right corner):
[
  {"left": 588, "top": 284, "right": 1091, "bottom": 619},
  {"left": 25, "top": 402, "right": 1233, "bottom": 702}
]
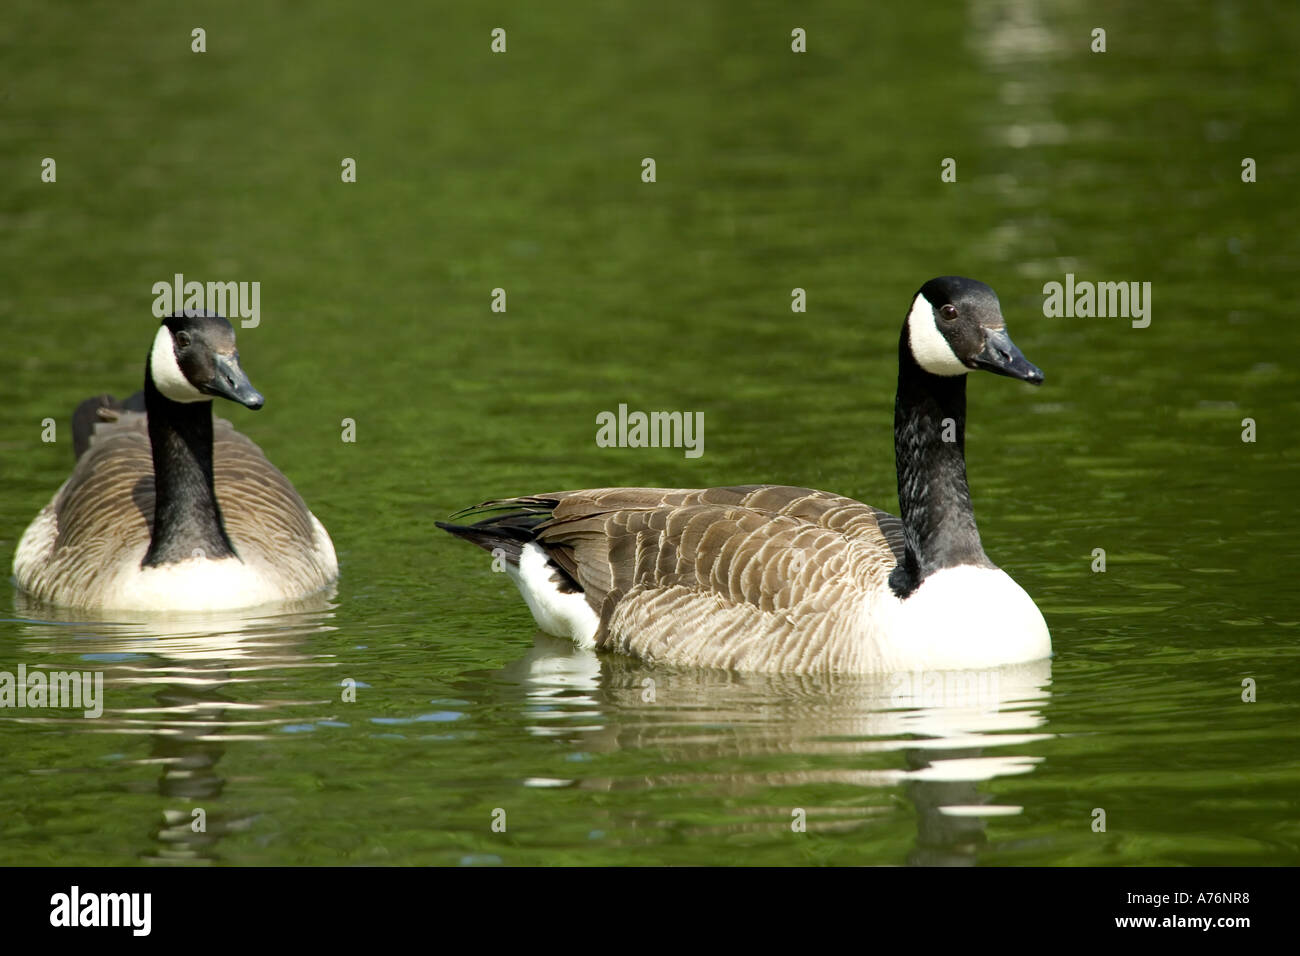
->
[
  {"left": 444, "top": 484, "right": 908, "bottom": 671},
  {"left": 15, "top": 398, "right": 337, "bottom": 611}
]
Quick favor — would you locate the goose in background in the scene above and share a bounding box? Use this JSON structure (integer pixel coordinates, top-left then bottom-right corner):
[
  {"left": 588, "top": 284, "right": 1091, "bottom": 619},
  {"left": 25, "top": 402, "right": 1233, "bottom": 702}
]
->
[
  {"left": 13, "top": 310, "right": 337, "bottom": 611},
  {"left": 439, "top": 277, "right": 1051, "bottom": 673}
]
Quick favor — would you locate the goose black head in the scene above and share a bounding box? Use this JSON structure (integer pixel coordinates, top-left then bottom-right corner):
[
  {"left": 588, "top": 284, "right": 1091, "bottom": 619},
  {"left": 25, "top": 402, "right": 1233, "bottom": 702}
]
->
[
  {"left": 148, "top": 310, "right": 264, "bottom": 409},
  {"left": 905, "top": 276, "right": 1044, "bottom": 385}
]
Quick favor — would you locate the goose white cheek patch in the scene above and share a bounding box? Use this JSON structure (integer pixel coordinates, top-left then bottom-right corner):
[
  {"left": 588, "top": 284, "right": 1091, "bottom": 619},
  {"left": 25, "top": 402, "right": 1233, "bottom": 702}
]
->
[
  {"left": 149, "top": 326, "right": 208, "bottom": 402},
  {"left": 907, "top": 295, "right": 969, "bottom": 377}
]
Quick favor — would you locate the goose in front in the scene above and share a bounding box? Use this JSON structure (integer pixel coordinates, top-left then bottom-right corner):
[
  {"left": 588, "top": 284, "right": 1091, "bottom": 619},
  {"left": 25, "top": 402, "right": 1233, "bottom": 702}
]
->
[
  {"left": 439, "top": 277, "right": 1051, "bottom": 673},
  {"left": 12, "top": 310, "right": 338, "bottom": 611}
]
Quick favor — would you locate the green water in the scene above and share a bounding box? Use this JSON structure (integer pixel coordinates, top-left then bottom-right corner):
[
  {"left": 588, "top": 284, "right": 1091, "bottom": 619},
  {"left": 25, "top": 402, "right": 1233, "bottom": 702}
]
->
[{"left": 1, "top": 1, "right": 1297, "bottom": 865}]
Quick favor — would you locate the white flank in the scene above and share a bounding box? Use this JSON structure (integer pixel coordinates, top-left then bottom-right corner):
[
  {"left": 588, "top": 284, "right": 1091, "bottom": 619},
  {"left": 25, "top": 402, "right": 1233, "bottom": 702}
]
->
[
  {"left": 874, "top": 564, "right": 1051, "bottom": 670},
  {"left": 507, "top": 542, "right": 599, "bottom": 648},
  {"left": 906, "top": 293, "right": 969, "bottom": 377},
  {"left": 149, "top": 325, "right": 208, "bottom": 403}
]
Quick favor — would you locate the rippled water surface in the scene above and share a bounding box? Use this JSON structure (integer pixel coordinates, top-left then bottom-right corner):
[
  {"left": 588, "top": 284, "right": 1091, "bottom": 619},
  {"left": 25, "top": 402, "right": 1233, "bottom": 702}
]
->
[{"left": 1, "top": 1, "right": 1297, "bottom": 865}]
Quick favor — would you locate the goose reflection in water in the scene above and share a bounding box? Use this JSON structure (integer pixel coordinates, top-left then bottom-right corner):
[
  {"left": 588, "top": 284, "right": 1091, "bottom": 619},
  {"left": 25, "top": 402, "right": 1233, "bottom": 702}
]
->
[
  {"left": 11, "top": 591, "right": 338, "bottom": 864},
  {"left": 496, "top": 633, "right": 1052, "bottom": 865}
]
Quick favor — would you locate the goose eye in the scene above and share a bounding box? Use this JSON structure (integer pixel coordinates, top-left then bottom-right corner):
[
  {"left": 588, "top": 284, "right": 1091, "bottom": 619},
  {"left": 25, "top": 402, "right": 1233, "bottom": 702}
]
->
[
  {"left": 175, "top": 331, "right": 191, "bottom": 349},
  {"left": 939, "top": 305, "right": 958, "bottom": 321}
]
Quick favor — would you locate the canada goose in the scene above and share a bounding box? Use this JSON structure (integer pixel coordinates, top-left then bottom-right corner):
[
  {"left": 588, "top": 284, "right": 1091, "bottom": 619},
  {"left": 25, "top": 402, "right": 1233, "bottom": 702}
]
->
[
  {"left": 439, "top": 277, "right": 1051, "bottom": 673},
  {"left": 12, "top": 311, "right": 338, "bottom": 611}
]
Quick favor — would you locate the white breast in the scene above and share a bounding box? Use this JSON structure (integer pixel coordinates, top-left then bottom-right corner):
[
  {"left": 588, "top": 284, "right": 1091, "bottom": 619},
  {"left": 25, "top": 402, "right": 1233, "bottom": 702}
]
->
[
  {"left": 871, "top": 565, "right": 1051, "bottom": 670},
  {"left": 107, "top": 554, "right": 288, "bottom": 612}
]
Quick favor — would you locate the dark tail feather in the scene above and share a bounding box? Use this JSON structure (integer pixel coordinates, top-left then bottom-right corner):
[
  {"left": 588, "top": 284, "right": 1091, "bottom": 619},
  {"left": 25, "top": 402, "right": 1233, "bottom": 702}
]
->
[
  {"left": 438, "top": 505, "right": 584, "bottom": 593},
  {"left": 434, "top": 521, "right": 530, "bottom": 566},
  {"left": 445, "top": 496, "right": 559, "bottom": 522},
  {"left": 437, "top": 506, "right": 556, "bottom": 568}
]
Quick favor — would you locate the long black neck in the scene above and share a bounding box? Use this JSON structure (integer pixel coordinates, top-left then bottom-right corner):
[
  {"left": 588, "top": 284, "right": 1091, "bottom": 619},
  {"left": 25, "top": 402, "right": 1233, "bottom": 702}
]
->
[
  {"left": 142, "top": 358, "right": 238, "bottom": 567},
  {"left": 889, "top": 332, "right": 992, "bottom": 598}
]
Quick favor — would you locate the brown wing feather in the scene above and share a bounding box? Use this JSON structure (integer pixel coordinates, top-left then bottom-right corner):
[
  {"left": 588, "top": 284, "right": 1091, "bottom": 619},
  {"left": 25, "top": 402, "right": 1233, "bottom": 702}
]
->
[
  {"left": 478, "top": 485, "right": 904, "bottom": 670},
  {"left": 212, "top": 420, "right": 320, "bottom": 563}
]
